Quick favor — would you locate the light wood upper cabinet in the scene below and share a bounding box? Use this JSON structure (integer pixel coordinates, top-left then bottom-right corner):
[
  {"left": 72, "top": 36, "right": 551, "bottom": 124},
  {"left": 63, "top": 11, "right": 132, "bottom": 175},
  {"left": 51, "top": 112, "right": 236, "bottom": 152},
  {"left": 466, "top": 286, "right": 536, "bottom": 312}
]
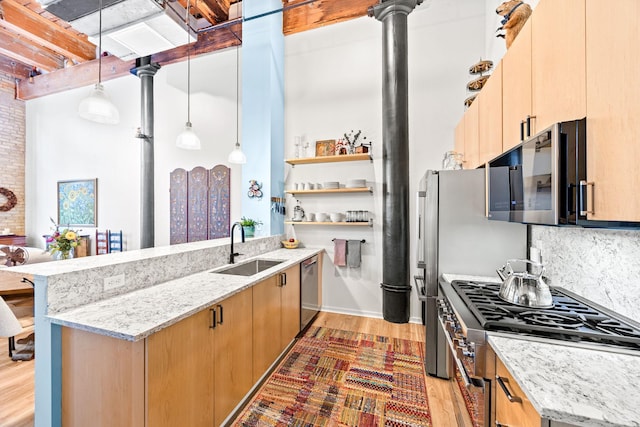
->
[
  {"left": 478, "top": 62, "right": 503, "bottom": 163},
  {"left": 586, "top": 0, "right": 640, "bottom": 221},
  {"left": 213, "top": 288, "right": 254, "bottom": 426},
  {"left": 502, "top": 18, "right": 532, "bottom": 150},
  {"left": 463, "top": 99, "right": 480, "bottom": 168},
  {"left": 531, "top": 0, "right": 586, "bottom": 133},
  {"left": 454, "top": 117, "right": 465, "bottom": 166},
  {"left": 147, "top": 308, "right": 215, "bottom": 427}
]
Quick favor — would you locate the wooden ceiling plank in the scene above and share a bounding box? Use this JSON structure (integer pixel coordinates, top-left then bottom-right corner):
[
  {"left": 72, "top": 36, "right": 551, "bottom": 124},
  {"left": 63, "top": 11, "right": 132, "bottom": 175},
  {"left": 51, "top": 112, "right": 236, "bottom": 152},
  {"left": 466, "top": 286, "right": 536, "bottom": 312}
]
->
[
  {"left": 0, "top": 28, "right": 63, "bottom": 71},
  {"left": 283, "top": 0, "right": 378, "bottom": 35},
  {"left": 1, "top": 0, "right": 96, "bottom": 63},
  {"left": 197, "top": 0, "right": 231, "bottom": 24}
]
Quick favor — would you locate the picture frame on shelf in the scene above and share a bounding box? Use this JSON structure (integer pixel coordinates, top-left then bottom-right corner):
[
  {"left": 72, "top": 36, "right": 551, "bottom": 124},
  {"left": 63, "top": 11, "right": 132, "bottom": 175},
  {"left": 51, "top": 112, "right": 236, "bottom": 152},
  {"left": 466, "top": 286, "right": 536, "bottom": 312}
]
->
[
  {"left": 57, "top": 178, "right": 97, "bottom": 227},
  {"left": 315, "top": 139, "right": 336, "bottom": 157}
]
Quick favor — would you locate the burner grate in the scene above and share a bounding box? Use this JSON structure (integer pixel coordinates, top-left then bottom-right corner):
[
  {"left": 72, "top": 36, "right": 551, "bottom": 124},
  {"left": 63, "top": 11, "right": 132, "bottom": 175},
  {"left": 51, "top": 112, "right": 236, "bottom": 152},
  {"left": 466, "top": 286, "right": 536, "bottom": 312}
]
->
[{"left": 451, "top": 281, "right": 640, "bottom": 350}]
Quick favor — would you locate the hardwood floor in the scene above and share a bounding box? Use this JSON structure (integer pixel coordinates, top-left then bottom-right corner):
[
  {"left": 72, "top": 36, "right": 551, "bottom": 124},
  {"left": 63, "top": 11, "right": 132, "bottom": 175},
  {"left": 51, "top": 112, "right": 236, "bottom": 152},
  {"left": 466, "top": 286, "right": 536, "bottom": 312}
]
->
[
  {"left": 0, "top": 311, "right": 470, "bottom": 427},
  {"left": 0, "top": 329, "right": 35, "bottom": 427}
]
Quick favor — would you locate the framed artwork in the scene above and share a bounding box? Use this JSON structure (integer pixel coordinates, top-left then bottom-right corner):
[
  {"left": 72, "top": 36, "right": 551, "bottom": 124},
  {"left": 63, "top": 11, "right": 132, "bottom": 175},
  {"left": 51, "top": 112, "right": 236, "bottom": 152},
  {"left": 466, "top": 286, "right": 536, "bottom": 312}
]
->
[
  {"left": 315, "top": 139, "right": 336, "bottom": 157},
  {"left": 58, "top": 179, "right": 97, "bottom": 227}
]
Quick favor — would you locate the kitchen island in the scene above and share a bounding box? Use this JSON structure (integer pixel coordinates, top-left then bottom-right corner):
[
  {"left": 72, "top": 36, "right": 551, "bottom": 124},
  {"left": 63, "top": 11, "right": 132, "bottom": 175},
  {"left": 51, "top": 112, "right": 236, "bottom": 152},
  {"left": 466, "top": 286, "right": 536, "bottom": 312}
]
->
[{"left": 0, "top": 235, "right": 322, "bottom": 427}]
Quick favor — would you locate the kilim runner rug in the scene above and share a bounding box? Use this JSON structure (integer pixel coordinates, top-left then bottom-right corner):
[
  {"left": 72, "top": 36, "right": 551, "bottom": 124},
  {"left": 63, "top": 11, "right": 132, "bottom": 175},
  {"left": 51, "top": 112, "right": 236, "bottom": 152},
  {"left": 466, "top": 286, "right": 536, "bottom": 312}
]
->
[{"left": 231, "top": 326, "right": 431, "bottom": 426}]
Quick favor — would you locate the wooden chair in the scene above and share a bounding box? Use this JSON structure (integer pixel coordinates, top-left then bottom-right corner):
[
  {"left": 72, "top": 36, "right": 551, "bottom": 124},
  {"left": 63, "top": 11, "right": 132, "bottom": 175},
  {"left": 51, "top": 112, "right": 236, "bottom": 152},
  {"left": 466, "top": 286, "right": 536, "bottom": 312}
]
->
[
  {"left": 96, "top": 230, "right": 109, "bottom": 255},
  {"left": 109, "top": 230, "right": 123, "bottom": 253}
]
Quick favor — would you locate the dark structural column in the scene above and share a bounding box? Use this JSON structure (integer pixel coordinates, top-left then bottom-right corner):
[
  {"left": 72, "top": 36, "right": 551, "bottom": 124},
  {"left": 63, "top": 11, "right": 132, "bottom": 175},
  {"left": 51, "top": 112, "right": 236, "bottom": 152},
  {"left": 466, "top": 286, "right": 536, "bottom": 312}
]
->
[{"left": 371, "top": 0, "right": 422, "bottom": 323}]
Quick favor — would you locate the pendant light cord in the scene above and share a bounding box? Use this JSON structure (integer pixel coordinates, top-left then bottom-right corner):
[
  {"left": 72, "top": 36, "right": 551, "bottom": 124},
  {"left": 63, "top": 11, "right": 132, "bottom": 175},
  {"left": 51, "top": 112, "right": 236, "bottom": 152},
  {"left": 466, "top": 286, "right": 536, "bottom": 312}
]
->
[
  {"left": 98, "top": 0, "right": 103, "bottom": 84},
  {"left": 236, "top": 45, "right": 239, "bottom": 144},
  {"left": 186, "top": 0, "right": 192, "bottom": 123}
]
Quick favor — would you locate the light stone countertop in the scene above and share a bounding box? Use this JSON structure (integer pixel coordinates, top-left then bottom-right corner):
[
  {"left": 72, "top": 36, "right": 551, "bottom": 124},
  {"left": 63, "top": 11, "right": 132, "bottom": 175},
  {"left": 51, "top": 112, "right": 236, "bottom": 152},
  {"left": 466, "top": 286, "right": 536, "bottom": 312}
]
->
[
  {"left": 441, "top": 273, "right": 640, "bottom": 427},
  {"left": 48, "top": 248, "right": 322, "bottom": 341},
  {"left": 489, "top": 334, "right": 640, "bottom": 427}
]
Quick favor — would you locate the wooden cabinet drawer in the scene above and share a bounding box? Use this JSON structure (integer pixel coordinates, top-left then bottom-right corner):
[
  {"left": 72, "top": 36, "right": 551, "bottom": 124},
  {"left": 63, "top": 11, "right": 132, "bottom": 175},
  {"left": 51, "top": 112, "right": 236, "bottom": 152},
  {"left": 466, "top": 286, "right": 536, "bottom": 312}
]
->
[{"left": 495, "top": 358, "right": 542, "bottom": 427}]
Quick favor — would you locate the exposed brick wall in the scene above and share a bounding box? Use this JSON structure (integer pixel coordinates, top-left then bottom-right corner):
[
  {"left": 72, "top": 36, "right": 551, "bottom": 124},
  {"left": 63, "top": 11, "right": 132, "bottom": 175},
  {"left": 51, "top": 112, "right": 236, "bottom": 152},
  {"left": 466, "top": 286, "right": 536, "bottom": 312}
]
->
[{"left": 0, "top": 72, "right": 25, "bottom": 236}]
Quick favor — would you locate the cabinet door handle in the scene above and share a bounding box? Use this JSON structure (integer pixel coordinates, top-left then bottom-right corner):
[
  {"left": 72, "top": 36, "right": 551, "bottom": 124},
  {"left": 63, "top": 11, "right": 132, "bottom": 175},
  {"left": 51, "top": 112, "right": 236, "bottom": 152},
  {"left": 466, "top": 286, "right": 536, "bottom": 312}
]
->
[
  {"left": 280, "top": 272, "right": 287, "bottom": 287},
  {"left": 217, "top": 304, "right": 224, "bottom": 325},
  {"left": 526, "top": 115, "right": 536, "bottom": 138},
  {"left": 496, "top": 422, "right": 511, "bottom": 427},
  {"left": 496, "top": 375, "right": 522, "bottom": 403},
  {"left": 210, "top": 308, "right": 217, "bottom": 329},
  {"left": 579, "top": 180, "right": 595, "bottom": 216},
  {"left": 520, "top": 120, "right": 525, "bottom": 141}
]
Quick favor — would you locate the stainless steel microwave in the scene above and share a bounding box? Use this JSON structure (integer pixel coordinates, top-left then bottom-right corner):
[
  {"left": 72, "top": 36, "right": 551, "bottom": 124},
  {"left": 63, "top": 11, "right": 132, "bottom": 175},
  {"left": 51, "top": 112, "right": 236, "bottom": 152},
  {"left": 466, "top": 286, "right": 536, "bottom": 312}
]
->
[{"left": 487, "top": 119, "right": 586, "bottom": 226}]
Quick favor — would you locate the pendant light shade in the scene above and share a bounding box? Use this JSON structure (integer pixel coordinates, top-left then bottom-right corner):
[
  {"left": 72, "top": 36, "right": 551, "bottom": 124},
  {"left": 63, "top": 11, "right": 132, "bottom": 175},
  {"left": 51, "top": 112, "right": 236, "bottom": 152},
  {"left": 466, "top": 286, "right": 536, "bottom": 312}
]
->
[
  {"left": 176, "top": 0, "right": 200, "bottom": 149},
  {"left": 228, "top": 142, "right": 247, "bottom": 164},
  {"left": 228, "top": 45, "right": 246, "bottom": 164},
  {"left": 79, "top": 83, "right": 120, "bottom": 124},
  {"left": 78, "top": 0, "right": 120, "bottom": 124},
  {"left": 176, "top": 121, "right": 201, "bottom": 150}
]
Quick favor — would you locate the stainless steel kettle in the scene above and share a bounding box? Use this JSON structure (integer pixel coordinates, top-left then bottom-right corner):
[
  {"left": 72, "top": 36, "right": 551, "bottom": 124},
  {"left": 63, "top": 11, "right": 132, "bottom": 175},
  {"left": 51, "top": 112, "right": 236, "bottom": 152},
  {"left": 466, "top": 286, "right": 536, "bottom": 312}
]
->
[{"left": 496, "top": 259, "right": 553, "bottom": 308}]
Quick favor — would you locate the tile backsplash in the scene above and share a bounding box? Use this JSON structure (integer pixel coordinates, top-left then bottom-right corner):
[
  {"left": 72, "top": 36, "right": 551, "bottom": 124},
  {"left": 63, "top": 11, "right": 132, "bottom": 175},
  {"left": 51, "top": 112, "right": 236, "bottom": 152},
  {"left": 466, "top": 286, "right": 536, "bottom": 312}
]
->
[{"left": 530, "top": 226, "right": 640, "bottom": 323}]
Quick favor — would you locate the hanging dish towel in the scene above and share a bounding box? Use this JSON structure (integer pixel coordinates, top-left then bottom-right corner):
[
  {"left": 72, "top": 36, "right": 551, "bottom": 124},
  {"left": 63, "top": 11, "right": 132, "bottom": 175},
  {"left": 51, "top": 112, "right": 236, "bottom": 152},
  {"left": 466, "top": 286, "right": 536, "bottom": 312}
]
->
[
  {"left": 333, "top": 239, "right": 347, "bottom": 266},
  {"left": 347, "top": 240, "right": 362, "bottom": 268}
]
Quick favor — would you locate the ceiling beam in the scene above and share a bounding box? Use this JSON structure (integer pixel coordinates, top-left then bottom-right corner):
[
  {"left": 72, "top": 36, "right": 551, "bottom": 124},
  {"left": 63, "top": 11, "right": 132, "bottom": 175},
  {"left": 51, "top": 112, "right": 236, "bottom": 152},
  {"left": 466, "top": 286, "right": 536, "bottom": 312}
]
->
[
  {"left": 17, "top": 23, "right": 243, "bottom": 100},
  {"left": 283, "top": 0, "right": 378, "bottom": 34},
  {"left": 0, "top": 27, "right": 64, "bottom": 71},
  {"left": 0, "top": 0, "right": 96, "bottom": 64},
  {"left": 0, "top": 56, "right": 31, "bottom": 80}
]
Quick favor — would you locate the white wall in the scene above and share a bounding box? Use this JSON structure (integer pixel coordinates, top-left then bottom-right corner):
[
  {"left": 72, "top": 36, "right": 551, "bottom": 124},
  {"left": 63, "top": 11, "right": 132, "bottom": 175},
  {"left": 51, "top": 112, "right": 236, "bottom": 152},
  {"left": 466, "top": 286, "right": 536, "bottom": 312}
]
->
[
  {"left": 284, "top": 0, "right": 487, "bottom": 321},
  {"left": 25, "top": 48, "right": 244, "bottom": 251}
]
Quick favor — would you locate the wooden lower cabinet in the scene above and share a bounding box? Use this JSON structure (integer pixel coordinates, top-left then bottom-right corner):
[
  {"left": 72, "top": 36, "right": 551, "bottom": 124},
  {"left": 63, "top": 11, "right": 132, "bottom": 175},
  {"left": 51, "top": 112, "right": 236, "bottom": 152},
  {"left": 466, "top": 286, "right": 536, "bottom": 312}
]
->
[
  {"left": 61, "top": 287, "right": 254, "bottom": 427},
  {"left": 253, "top": 264, "right": 301, "bottom": 382},
  {"left": 495, "top": 357, "right": 542, "bottom": 427},
  {"left": 212, "top": 289, "right": 254, "bottom": 426},
  {"left": 61, "top": 328, "right": 146, "bottom": 427},
  {"left": 146, "top": 308, "right": 215, "bottom": 427}
]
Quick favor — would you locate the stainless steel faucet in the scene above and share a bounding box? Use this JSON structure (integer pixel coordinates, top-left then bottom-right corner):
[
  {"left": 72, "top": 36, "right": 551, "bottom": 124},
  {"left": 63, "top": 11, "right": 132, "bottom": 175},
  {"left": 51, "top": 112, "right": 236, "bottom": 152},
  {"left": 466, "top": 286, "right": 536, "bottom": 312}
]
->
[{"left": 230, "top": 222, "right": 245, "bottom": 264}]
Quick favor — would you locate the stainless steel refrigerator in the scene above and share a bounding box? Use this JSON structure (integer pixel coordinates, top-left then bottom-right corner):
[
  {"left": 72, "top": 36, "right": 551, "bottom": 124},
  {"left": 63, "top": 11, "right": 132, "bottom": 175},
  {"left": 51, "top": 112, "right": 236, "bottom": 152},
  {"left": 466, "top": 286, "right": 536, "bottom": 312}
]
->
[{"left": 415, "top": 169, "right": 526, "bottom": 378}]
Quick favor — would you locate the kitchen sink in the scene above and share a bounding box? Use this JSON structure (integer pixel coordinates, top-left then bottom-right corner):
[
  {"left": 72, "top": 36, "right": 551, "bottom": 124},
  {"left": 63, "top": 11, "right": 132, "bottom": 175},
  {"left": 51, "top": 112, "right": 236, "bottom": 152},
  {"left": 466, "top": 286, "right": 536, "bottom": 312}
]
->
[{"left": 211, "top": 259, "right": 284, "bottom": 276}]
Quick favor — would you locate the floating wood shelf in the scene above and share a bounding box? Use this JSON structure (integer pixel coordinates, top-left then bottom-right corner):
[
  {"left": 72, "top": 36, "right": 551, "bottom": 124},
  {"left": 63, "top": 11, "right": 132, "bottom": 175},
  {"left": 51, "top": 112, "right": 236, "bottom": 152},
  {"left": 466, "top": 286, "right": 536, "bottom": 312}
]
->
[
  {"left": 285, "top": 221, "right": 372, "bottom": 227},
  {"left": 285, "top": 153, "right": 372, "bottom": 165},
  {"left": 285, "top": 187, "right": 372, "bottom": 195}
]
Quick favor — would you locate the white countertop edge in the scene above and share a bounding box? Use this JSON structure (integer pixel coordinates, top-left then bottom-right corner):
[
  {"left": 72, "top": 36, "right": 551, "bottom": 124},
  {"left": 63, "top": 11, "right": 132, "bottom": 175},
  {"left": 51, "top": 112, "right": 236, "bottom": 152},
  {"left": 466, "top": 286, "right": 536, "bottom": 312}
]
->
[{"left": 48, "top": 247, "right": 323, "bottom": 341}]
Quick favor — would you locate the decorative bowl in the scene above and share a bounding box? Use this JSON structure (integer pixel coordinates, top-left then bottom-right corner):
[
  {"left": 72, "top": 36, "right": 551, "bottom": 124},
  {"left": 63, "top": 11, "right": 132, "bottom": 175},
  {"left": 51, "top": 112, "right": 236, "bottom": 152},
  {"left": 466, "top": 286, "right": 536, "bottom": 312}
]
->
[{"left": 282, "top": 240, "right": 299, "bottom": 249}]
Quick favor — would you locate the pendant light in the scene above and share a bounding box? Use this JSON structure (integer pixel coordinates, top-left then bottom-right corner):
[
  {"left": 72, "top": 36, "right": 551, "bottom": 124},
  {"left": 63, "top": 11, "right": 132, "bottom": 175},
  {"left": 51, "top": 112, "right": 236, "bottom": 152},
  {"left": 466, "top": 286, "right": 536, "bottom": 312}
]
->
[
  {"left": 228, "top": 45, "right": 246, "bottom": 164},
  {"left": 78, "top": 0, "right": 120, "bottom": 125},
  {"left": 176, "top": 0, "right": 201, "bottom": 150}
]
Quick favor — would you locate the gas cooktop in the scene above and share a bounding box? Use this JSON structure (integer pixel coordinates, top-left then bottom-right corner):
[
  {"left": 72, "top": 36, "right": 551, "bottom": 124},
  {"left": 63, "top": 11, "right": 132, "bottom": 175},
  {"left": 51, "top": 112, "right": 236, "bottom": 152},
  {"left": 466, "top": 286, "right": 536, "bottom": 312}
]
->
[{"left": 451, "top": 280, "right": 640, "bottom": 350}]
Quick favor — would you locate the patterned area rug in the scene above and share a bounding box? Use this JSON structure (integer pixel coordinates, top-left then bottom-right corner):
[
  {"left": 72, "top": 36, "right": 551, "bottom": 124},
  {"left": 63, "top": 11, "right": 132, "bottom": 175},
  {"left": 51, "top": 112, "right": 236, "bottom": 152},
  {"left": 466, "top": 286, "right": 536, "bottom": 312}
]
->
[{"left": 231, "top": 326, "right": 431, "bottom": 426}]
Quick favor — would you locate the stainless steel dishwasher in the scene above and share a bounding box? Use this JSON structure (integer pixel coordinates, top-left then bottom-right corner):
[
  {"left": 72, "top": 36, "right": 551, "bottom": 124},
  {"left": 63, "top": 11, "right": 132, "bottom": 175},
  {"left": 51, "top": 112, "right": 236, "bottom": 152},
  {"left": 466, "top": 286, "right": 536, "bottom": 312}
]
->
[{"left": 300, "top": 255, "right": 320, "bottom": 330}]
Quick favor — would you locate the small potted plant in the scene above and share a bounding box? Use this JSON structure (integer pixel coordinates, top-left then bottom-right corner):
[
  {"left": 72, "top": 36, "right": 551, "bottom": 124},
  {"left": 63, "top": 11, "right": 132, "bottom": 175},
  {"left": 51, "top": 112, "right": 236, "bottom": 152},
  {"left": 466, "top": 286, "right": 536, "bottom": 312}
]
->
[{"left": 240, "top": 216, "right": 262, "bottom": 238}]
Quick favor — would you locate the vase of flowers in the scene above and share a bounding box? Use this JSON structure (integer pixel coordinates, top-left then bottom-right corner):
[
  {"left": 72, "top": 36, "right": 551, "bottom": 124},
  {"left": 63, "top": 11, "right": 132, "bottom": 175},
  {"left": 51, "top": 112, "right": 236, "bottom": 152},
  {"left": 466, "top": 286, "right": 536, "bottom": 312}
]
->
[{"left": 47, "top": 218, "right": 80, "bottom": 260}]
